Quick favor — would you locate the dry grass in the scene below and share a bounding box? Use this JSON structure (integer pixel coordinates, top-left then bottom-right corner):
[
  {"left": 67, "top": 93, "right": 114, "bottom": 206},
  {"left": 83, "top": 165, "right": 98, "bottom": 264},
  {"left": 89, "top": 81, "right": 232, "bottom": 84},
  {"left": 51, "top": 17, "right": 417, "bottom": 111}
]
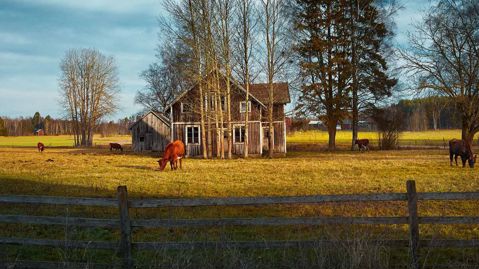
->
[
  {"left": 0, "top": 135, "right": 130, "bottom": 148},
  {"left": 287, "top": 129, "right": 479, "bottom": 146},
  {"left": 0, "top": 147, "right": 478, "bottom": 267}
]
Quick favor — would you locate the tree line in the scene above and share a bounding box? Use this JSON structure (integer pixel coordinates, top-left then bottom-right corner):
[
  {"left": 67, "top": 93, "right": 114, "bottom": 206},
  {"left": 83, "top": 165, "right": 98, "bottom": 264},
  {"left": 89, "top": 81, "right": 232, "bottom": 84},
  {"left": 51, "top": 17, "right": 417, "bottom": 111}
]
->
[{"left": 0, "top": 112, "right": 132, "bottom": 137}]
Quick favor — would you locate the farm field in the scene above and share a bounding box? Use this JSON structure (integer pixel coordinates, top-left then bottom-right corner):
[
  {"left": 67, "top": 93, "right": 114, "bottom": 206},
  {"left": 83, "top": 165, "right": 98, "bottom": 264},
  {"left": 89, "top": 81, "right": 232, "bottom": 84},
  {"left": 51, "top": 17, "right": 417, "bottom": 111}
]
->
[
  {"left": 0, "top": 138, "right": 478, "bottom": 267},
  {"left": 288, "top": 129, "right": 479, "bottom": 146},
  {"left": 0, "top": 135, "right": 130, "bottom": 148},
  {"left": 1, "top": 129, "right": 478, "bottom": 149}
]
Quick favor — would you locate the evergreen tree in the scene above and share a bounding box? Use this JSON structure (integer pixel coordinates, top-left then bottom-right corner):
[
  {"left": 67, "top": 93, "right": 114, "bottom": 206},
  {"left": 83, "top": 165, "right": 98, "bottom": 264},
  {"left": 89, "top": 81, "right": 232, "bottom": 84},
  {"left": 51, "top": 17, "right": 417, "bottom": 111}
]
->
[
  {"left": 349, "top": 0, "right": 397, "bottom": 149},
  {"left": 293, "top": 0, "right": 353, "bottom": 150}
]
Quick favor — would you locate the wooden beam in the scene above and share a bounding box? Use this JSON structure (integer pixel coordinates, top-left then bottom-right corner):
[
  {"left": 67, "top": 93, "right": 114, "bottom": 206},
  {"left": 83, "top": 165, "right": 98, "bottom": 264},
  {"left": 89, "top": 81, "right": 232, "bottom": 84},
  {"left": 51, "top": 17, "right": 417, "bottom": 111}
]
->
[
  {"left": 0, "top": 195, "right": 117, "bottom": 207},
  {"left": 407, "top": 180, "right": 420, "bottom": 269},
  {"left": 0, "top": 214, "right": 119, "bottom": 228},
  {"left": 0, "top": 237, "right": 117, "bottom": 249},
  {"left": 131, "top": 216, "right": 408, "bottom": 228},
  {"left": 129, "top": 193, "right": 407, "bottom": 208},
  {"left": 117, "top": 186, "right": 133, "bottom": 269}
]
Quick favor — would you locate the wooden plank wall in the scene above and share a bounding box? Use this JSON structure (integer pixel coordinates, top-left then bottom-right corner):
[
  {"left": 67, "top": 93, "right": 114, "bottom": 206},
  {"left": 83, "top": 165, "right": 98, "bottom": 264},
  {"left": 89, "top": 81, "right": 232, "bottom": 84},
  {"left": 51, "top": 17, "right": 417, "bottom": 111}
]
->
[{"left": 131, "top": 113, "right": 170, "bottom": 152}]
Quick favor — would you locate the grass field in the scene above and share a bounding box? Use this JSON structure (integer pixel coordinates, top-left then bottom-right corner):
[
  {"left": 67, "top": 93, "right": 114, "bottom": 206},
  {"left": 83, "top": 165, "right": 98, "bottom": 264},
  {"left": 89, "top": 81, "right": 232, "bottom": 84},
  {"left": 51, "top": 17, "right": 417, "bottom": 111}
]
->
[
  {"left": 1, "top": 129, "right": 477, "bottom": 149},
  {"left": 0, "top": 135, "right": 130, "bottom": 147},
  {"left": 0, "top": 133, "right": 478, "bottom": 267},
  {"left": 288, "top": 129, "right": 479, "bottom": 146}
]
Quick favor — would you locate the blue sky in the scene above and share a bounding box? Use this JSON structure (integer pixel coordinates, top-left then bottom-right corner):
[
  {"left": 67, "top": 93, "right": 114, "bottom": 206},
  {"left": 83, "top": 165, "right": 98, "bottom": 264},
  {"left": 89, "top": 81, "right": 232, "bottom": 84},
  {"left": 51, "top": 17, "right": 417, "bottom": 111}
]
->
[{"left": 0, "top": 0, "right": 432, "bottom": 119}]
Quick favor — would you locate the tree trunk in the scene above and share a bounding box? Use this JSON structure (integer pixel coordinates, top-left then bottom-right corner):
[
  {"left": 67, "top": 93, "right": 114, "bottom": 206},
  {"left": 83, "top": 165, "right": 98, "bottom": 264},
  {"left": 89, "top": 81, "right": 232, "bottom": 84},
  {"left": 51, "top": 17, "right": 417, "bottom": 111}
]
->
[
  {"left": 244, "top": 82, "right": 250, "bottom": 158},
  {"left": 327, "top": 121, "right": 337, "bottom": 150},
  {"left": 350, "top": 0, "right": 359, "bottom": 151}
]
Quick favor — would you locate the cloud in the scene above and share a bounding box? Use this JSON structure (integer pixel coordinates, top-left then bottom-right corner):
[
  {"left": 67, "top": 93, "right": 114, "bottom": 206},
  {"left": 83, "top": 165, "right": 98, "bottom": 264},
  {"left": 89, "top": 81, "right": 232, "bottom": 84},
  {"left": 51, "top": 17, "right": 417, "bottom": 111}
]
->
[{"left": 13, "top": 0, "right": 163, "bottom": 16}]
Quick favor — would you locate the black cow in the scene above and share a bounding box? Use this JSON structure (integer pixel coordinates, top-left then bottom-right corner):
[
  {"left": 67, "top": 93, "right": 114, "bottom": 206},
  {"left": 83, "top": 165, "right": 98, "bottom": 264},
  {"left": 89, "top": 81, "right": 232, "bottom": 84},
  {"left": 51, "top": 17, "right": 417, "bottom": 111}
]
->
[
  {"left": 109, "top": 143, "right": 123, "bottom": 152},
  {"left": 355, "top": 139, "right": 369, "bottom": 152},
  {"left": 449, "top": 139, "right": 476, "bottom": 168}
]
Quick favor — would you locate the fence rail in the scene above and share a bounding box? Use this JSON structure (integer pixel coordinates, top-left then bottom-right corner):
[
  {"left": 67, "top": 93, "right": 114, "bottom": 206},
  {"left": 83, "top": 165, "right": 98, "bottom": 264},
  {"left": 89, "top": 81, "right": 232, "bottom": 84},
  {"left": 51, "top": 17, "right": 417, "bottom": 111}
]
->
[{"left": 0, "top": 180, "right": 478, "bottom": 269}]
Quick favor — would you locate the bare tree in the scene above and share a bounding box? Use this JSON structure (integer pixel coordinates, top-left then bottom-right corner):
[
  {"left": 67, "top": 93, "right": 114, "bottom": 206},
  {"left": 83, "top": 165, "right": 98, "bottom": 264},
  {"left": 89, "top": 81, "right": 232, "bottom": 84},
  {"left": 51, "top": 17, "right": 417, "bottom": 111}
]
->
[
  {"left": 235, "top": 0, "right": 257, "bottom": 158},
  {"left": 136, "top": 43, "right": 189, "bottom": 114},
  {"left": 400, "top": 0, "right": 479, "bottom": 144},
  {"left": 260, "top": 0, "right": 290, "bottom": 157},
  {"left": 59, "top": 48, "right": 119, "bottom": 147}
]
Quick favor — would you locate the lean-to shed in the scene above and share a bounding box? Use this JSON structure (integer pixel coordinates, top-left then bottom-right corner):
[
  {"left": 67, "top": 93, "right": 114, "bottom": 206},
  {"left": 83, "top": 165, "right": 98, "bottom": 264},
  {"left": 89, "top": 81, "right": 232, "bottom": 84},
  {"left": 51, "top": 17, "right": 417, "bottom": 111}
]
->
[{"left": 129, "top": 111, "right": 171, "bottom": 152}]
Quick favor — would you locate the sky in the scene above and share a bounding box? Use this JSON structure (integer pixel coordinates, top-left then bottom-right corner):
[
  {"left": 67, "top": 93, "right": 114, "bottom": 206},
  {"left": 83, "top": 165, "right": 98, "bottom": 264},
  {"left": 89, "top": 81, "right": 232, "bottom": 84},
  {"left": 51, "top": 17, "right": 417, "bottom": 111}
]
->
[{"left": 0, "top": 0, "right": 433, "bottom": 120}]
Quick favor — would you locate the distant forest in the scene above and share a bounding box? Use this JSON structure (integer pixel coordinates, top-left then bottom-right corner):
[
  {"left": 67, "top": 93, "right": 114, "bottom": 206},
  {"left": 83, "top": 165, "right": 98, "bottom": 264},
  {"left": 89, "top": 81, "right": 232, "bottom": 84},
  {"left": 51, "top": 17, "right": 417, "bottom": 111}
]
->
[
  {"left": 291, "top": 96, "right": 461, "bottom": 132},
  {"left": 0, "top": 112, "right": 132, "bottom": 137}
]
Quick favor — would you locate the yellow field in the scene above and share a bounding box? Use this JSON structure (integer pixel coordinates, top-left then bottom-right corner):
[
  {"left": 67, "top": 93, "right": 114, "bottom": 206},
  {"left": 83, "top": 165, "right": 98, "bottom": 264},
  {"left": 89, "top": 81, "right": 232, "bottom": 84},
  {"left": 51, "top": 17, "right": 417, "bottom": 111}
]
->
[
  {"left": 0, "top": 135, "right": 131, "bottom": 147},
  {"left": 287, "top": 129, "right": 479, "bottom": 146},
  {"left": 1, "top": 129, "right": 478, "bottom": 149},
  {"left": 0, "top": 137, "right": 478, "bottom": 266}
]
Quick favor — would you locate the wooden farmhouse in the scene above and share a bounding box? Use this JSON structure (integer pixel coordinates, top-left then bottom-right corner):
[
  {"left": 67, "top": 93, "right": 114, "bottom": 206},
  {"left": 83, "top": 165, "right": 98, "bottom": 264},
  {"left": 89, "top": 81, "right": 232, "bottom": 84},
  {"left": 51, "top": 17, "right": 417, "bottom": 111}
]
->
[
  {"left": 167, "top": 75, "right": 290, "bottom": 157},
  {"left": 130, "top": 74, "right": 290, "bottom": 156},
  {"left": 129, "top": 111, "right": 171, "bottom": 152}
]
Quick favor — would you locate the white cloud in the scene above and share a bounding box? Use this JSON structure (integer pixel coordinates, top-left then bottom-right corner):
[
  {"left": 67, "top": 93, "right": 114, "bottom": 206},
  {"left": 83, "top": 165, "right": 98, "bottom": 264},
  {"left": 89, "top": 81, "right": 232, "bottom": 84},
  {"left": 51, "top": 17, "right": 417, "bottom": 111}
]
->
[
  {"left": 0, "top": 32, "right": 31, "bottom": 45},
  {"left": 16, "top": 0, "right": 163, "bottom": 15}
]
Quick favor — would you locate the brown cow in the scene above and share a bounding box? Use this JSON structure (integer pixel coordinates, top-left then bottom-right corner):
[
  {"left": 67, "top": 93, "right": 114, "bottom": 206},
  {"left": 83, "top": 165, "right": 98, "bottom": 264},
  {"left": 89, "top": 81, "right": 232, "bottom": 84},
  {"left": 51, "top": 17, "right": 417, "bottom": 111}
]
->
[
  {"left": 37, "top": 142, "right": 45, "bottom": 152},
  {"left": 449, "top": 139, "right": 476, "bottom": 168},
  {"left": 355, "top": 139, "right": 369, "bottom": 152},
  {"left": 158, "top": 140, "right": 185, "bottom": 171},
  {"left": 109, "top": 143, "right": 123, "bottom": 152}
]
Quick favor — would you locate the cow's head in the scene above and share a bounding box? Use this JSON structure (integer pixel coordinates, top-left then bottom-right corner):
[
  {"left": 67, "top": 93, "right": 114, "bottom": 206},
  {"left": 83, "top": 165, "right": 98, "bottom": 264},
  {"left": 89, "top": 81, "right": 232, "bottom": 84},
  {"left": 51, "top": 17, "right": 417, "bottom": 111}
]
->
[
  {"left": 468, "top": 155, "right": 476, "bottom": 168},
  {"left": 158, "top": 158, "right": 168, "bottom": 171}
]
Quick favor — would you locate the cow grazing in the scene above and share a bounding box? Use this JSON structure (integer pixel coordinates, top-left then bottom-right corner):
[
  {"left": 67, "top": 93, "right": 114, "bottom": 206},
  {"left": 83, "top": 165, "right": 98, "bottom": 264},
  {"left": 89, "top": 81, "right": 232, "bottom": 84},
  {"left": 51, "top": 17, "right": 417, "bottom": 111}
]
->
[
  {"left": 158, "top": 140, "right": 185, "bottom": 171},
  {"left": 109, "top": 143, "right": 123, "bottom": 152},
  {"left": 449, "top": 139, "right": 476, "bottom": 168},
  {"left": 37, "top": 142, "right": 45, "bottom": 152},
  {"left": 355, "top": 139, "right": 369, "bottom": 151}
]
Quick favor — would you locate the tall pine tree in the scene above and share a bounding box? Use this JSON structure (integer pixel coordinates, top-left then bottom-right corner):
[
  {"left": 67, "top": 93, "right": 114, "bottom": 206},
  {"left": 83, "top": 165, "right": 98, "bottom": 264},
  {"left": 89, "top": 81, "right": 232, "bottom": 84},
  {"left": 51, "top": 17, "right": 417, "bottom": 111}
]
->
[
  {"left": 349, "top": 0, "right": 397, "bottom": 150},
  {"left": 293, "top": 0, "right": 352, "bottom": 150}
]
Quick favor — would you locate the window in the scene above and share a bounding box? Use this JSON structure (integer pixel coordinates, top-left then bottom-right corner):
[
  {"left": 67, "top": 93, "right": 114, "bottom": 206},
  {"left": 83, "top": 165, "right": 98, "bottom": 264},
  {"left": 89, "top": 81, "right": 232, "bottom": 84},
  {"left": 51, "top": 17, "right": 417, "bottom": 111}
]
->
[
  {"left": 181, "top": 102, "right": 191, "bottom": 113},
  {"left": 186, "top": 126, "right": 200, "bottom": 144},
  {"left": 234, "top": 125, "right": 245, "bottom": 144},
  {"left": 221, "top": 96, "right": 226, "bottom": 111},
  {"left": 206, "top": 95, "right": 226, "bottom": 111},
  {"left": 139, "top": 136, "right": 145, "bottom": 142},
  {"left": 240, "top": 101, "right": 251, "bottom": 113}
]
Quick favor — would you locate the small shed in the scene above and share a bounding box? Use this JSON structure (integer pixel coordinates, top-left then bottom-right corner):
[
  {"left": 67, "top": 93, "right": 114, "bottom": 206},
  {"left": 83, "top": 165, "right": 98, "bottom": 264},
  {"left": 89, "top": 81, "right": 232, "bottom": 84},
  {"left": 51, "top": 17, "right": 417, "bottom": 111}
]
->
[
  {"left": 34, "top": 128, "right": 45, "bottom": 136},
  {"left": 129, "top": 111, "right": 171, "bottom": 152}
]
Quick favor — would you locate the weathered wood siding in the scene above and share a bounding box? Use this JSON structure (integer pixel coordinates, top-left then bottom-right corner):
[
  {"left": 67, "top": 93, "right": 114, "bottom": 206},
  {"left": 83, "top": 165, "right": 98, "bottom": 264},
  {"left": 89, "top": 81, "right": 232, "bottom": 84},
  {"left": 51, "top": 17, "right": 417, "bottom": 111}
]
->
[
  {"left": 273, "top": 121, "right": 286, "bottom": 153},
  {"left": 172, "top": 124, "right": 201, "bottom": 157},
  {"left": 232, "top": 122, "right": 262, "bottom": 155},
  {"left": 131, "top": 113, "right": 170, "bottom": 152}
]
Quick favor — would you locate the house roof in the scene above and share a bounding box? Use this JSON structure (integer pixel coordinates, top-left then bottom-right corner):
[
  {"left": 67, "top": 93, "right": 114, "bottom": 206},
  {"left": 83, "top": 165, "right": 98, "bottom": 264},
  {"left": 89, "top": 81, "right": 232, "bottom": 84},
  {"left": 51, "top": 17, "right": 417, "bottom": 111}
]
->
[
  {"left": 167, "top": 71, "right": 290, "bottom": 109},
  {"left": 245, "top": 83, "right": 290, "bottom": 105},
  {"left": 129, "top": 111, "right": 170, "bottom": 130},
  {"left": 168, "top": 72, "right": 270, "bottom": 109}
]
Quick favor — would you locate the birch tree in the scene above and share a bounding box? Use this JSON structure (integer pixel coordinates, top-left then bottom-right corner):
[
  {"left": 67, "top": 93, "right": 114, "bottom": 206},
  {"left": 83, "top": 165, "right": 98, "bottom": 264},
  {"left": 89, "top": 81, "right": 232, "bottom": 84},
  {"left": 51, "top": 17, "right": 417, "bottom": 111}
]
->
[
  {"left": 235, "top": 0, "right": 257, "bottom": 158},
  {"left": 260, "top": 0, "right": 290, "bottom": 157}
]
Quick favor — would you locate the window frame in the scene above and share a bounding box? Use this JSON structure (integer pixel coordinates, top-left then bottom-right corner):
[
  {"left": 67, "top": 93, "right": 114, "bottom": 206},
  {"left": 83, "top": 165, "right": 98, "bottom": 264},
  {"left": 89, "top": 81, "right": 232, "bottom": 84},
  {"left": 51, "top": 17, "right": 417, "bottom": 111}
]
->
[
  {"left": 181, "top": 102, "right": 191, "bottom": 113},
  {"left": 185, "top": 125, "right": 200, "bottom": 145},
  {"left": 233, "top": 124, "right": 245, "bottom": 144},
  {"left": 239, "top": 101, "right": 252, "bottom": 113}
]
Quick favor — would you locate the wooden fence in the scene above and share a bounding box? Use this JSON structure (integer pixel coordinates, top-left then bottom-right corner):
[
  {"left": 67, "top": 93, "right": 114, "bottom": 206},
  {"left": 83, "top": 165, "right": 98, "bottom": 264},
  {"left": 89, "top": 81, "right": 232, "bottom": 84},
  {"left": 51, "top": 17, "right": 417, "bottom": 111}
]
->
[{"left": 0, "top": 180, "right": 478, "bottom": 269}]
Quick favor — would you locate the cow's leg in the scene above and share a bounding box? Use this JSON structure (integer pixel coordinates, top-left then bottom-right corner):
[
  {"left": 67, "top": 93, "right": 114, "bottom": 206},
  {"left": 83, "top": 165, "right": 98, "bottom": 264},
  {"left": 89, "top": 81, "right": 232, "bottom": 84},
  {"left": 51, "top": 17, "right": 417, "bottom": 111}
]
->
[
  {"left": 450, "top": 152, "right": 453, "bottom": 166},
  {"left": 179, "top": 158, "right": 182, "bottom": 169},
  {"left": 455, "top": 155, "right": 459, "bottom": 166},
  {"left": 461, "top": 156, "right": 467, "bottom": 168}
]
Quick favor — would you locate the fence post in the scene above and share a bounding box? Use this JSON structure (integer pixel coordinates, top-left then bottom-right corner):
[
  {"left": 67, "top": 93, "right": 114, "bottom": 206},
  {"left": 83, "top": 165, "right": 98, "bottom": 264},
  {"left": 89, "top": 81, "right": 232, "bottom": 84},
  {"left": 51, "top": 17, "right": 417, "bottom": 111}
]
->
[
  {"left": 406, "top": 180, "right": 420, "bottom": 269},
  {"left": 117, "top": 186, "right": 133, "bottom": 269}
]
